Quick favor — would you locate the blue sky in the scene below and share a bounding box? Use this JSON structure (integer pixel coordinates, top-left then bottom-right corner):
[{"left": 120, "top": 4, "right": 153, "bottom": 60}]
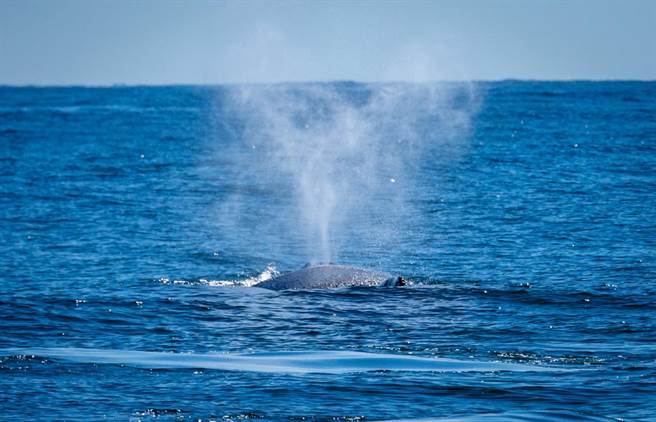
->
[{"left": 1, "top": 0, "right": 655, "bottom": 85}]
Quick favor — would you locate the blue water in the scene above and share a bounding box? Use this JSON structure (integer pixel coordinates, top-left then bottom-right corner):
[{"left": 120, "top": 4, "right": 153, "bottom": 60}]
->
[{"left": 1, "top": 82, "right": 655, "bottom": 421}]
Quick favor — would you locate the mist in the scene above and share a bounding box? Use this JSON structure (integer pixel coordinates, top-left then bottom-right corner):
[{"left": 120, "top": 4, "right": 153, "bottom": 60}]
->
[{"left": 215, "top": 81, "right": 478, "bottom": 268}]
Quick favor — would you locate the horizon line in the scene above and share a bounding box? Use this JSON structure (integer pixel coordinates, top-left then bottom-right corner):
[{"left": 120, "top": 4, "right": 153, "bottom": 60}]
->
[{"left": 1, "top": 78, "right": 655, "bottom": 88}]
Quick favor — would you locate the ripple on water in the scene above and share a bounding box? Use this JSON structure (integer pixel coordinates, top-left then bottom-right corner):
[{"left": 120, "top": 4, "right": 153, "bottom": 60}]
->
[{"left": 1, "top": 348, "right": 570, "bottom": 375}]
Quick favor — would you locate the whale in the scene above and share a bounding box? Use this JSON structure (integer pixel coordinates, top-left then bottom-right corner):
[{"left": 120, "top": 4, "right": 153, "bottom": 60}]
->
[{"left": 254, "top": 264, "right": 405, "bottom": 291}]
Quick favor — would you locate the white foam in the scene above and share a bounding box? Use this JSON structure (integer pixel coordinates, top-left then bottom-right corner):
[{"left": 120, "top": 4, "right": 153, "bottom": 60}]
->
[{"left": 158, "top": 265, "right": 279, "bottom": 288}]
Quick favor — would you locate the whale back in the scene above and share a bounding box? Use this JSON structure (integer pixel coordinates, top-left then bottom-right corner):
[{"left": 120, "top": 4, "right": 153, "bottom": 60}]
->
[{"left": 254, "top": 264, "right": 399, "bottom": 291}]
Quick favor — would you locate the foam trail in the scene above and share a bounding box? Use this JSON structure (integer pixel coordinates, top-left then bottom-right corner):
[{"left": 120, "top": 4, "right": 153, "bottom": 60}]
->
[{"left": 3, "top": 348, "right": 567, "bottom": 375}]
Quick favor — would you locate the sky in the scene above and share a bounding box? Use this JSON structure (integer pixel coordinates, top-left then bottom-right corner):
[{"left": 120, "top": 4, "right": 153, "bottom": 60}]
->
[{"left": 1, "top": 0, "right": 655, "bottom": 85}]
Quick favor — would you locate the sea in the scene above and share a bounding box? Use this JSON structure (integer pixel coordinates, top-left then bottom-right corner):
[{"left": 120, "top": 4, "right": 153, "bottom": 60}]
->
[{"left": 1, "top": 81, "right": 654, "bottom": 421}]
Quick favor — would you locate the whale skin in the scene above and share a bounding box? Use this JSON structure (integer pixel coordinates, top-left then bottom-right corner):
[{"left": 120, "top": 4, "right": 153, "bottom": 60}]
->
[{"left": 254, "top": 264, "right": 404, "bottom": 291}]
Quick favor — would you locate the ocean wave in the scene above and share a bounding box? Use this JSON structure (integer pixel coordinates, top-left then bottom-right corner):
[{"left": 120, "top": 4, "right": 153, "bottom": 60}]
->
[{"left": 1, "top": 348, "right": 568, "bottom": 375}]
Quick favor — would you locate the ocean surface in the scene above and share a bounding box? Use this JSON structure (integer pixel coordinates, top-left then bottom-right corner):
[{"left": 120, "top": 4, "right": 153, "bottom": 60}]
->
[{"left": 1, "top": 82, "right": 655, "bottom": 421}]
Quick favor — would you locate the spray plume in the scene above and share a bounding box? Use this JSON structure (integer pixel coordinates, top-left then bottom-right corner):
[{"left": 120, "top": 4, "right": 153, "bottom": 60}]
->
[{"left": 218, "top": 81, "right": 477, "bottom": 267}]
